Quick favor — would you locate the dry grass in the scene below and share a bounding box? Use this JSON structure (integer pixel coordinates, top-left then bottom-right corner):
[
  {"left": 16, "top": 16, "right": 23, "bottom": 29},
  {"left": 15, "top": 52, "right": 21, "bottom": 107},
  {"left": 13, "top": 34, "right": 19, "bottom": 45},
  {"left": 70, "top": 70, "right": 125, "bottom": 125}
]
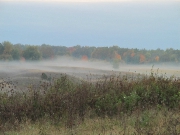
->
[{"left": 5, "top": 109, "right": 180, "bottom": 135}]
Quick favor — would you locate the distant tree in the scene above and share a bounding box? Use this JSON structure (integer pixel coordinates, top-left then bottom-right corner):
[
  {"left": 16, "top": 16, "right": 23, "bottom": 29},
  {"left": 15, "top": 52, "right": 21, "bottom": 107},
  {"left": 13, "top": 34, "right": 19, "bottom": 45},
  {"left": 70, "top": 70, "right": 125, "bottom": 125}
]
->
[
  {"left": 67, "top": 47, "right": 76, "bottom": 56},
  {"left": 0, "top": 43, "right": 4, "bottom": 55},
  {"left": 0, "top": 41, "right": 13, "bottom": 61},
  {"left": 170, "top": 54, "right": 177, "bottom": 62},
  {"left": 0, "top": 54, "right": 12, "bottom": 61},
  {"left": 131, "top": 54, "right": 140, "bottom": 64},
  {"left": 114, "top": 51, "right": 121, "bottom": 61},
  {"left": 91, "top": 47, "right": 113, "bottom": 61},
  {"left": 145, "top": 52, "right": 151, "bottom": 61},
  {"left": 139, "top": 54, "right": 146, "bottom": 63},
  {"left": 23, "top": 46, "right": 41, "bottom": 60},
  {"left": 40, "top": 44, "right": 54, "bottom": 59},
  {"left": 72, "top": 46, "right": 95, "bottom": 59},
  {"left": 1, "top": 41, "right": 180, "bottom": 64},
  {"left": 51, "top": 46, "right": 67, "bottom": 56},
  {"left": 81, "top": 55, "right": 88, "bottom": 61},
  {"left": 175, "top": 50, "right": 180, "bottom": 62},
  {"left": 2, "top": 41, "right": 13, "bottom": 55},
  {"left": 155, "top": 56, "right": 160, "bottom": 62},
  {"left": 11, "top": 49, "right": 20, "bottom": 60},
  {"left": 160, "top": 53, "right": 170, "bottom": 62}
]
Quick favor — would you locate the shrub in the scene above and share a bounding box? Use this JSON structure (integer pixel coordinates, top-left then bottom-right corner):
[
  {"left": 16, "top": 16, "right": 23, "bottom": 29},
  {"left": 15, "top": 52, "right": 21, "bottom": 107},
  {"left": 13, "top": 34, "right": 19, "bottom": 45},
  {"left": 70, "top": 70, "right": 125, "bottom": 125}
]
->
[
  {"left": 41, "top": 73, "right": 48, "bottom": 80},
  {"left": 0, "top": 72, "right": 179, "bottom": 131}
]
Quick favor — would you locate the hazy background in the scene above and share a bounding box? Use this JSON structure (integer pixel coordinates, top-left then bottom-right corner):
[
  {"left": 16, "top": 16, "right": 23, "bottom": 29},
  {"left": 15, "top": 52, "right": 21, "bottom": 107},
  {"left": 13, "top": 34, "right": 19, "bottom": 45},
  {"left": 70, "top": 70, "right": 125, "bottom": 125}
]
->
[{"left": 0, "top": 0, "right": 180, "bottom": 49}]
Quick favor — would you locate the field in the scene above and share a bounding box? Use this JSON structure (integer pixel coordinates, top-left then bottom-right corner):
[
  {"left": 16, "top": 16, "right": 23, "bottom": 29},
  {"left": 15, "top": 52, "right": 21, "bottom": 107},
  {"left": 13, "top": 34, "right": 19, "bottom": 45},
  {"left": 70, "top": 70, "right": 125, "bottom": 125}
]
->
[
  {"left": 1, "top": 58, "right": 180, "bottom": 91},
  {"left": 0, "top": 59, "right": 180, "bottom": 134}
]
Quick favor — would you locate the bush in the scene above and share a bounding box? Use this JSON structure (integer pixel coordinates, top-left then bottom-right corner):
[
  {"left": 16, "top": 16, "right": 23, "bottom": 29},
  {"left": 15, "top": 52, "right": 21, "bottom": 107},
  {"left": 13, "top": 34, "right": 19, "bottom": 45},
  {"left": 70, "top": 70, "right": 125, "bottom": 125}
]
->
[
  {"left": 0, "top": 72, "right": 179, "bottom": 131},
  {"left": 41, "top": 73, "right": 48, "bottom": 80}
]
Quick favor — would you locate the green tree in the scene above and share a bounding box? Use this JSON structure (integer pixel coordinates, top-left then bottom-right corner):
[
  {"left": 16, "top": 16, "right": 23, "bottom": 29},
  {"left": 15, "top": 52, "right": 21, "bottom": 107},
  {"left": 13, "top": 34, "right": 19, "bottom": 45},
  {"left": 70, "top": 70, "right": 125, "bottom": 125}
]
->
[
  {"left": 145, "top": 52, "right": 151, "bottom": 61},
  {"left": 2, "top": 41, "right": 13, "bottom": 55},
  {"left": 0, "top": 41, "right": 13, "bottom": 61},
  {"left": 40, "top": 44, "right": 54, "bottom": 59},
  {"left": 170, "top": 54, "right": 177, "bottom": 62},
  {"left": 23, "top": 46, "right": 41, "bottom": 60},
  {"left": 0, "top": 43, "right": 4, "bottom": 55},
  {"left": 11, "top": 49, "right": 20, "bottom": 60}
]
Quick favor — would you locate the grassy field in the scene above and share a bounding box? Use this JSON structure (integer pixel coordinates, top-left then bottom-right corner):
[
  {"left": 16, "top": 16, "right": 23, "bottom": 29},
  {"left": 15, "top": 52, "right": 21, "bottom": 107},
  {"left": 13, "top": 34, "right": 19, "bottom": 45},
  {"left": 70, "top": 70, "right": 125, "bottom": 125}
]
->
[
  {"left": 0, "top": 62, "right": 179, "bottom": 134},
  {"left": 5, "top": 109, "right": 180, "bottom": 135}
]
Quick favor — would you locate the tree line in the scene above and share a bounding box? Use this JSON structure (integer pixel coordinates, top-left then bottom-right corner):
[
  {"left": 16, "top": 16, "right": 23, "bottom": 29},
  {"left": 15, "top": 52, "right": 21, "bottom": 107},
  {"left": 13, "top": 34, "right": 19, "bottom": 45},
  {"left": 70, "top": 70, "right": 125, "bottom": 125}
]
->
[{"left": 1, "top": 41, "right": 180, "bottom": 65}]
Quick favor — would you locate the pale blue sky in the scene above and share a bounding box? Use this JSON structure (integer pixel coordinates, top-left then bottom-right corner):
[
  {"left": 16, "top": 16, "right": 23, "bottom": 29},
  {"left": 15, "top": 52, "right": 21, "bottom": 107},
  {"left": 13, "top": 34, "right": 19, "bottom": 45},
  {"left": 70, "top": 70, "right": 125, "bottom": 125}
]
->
[{"left": 0, "top": 1, "right": 180, "bottom": 49}]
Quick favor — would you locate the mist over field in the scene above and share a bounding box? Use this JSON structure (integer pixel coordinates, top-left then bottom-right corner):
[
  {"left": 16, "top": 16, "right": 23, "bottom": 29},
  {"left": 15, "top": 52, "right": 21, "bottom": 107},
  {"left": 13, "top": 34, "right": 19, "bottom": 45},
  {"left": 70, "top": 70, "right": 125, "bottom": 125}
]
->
[
  {"left": 1, "top": 57, "right": 180, "bottom": 78},
  {"left": 0, "top": 57, "right": 179, "bottom": 96}
]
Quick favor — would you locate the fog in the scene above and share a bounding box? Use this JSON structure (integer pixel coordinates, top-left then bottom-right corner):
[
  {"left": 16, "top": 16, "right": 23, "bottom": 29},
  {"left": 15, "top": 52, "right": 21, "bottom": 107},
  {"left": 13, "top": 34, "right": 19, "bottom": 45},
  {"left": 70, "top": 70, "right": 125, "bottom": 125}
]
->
[
  {"left": 0, "top": 57, "right": 180, "bottom": 93},
  {"left": 0, "top": 56, "right": 180, "bottom": 78}
]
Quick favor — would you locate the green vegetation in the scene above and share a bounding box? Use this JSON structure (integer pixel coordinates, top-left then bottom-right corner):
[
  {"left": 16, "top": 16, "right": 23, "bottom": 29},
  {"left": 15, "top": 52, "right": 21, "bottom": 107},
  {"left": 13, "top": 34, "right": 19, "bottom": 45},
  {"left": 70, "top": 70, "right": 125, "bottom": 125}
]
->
[
  {"left": 0, "top": 71, "right": 179, "bottom": 134},
  {"left": 23, "top": 46, "right": 41, "bottom": 61},
  {"left": 41, "top": 73, "right": 51, "bottom": 81},
  {"left": 1, "top": 41, "right": 180, "bottom": 65}
]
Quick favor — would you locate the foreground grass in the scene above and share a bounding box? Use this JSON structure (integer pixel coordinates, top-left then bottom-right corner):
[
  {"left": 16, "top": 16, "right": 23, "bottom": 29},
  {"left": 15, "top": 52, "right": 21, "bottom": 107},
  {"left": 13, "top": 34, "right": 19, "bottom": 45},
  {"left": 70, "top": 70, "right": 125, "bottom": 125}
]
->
[
  {"left": 5, "top": 109, "right": 180, "bottom": 135},
  {"left": 0, "top": 71, "right": 180, "bottom": 134}
]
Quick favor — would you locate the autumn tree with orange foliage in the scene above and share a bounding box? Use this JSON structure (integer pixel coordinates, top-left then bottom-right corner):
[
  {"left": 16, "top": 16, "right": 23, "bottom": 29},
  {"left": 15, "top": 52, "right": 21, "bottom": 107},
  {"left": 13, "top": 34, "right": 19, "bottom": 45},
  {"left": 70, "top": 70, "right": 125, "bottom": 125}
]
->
[
  {"left": 139, "top": 54, "right": 146, "bottom": 63},
  {"left": 81, "top": 55, "right": 88, "bottom": 61},
  {"left": 114, "top": 51, "right": 121, "bottom": 61},
  {"left": 155, "top": 56, "right": 159, "bottom": 62},
  {"left": 112, "top": 51, "right": 121, "bottom": 69}
]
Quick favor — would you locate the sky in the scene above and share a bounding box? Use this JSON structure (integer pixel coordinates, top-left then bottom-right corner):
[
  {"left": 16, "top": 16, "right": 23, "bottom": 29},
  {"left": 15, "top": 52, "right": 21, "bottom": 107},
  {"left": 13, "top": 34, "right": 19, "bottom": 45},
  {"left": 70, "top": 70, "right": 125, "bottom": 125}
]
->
[
  {"left": 2, "top": 0, "right": 180, "bottom": 2},
  {"left": 0, "top": 0, "right": 180, "bottom": 50}
]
